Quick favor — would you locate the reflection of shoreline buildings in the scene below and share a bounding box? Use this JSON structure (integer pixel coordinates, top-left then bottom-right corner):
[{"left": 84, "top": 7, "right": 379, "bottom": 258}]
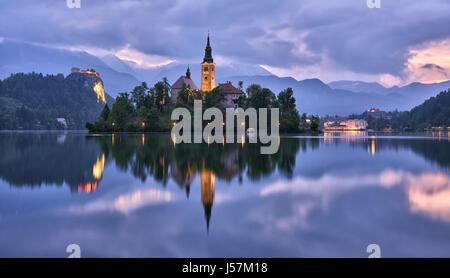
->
[
  {"left": 322, "top": 131, "right": 376, "bottom": 155},
  {"left": 323, "top": 119, "right": 368, "bottom": 131},
  {"left": 368, "top": 137, "right": 376, "bottom": 156},
  {"left": 73, "top": 153, "right": 105, "bottom": 194},
  {"left": 323, "top": 131, "right": 369, "bottom": 144}
]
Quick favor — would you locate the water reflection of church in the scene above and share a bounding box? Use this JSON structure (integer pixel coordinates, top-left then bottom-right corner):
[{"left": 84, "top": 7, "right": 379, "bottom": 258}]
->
[{"left": 170, "top": 151, "right": 241, "bottom": 232}]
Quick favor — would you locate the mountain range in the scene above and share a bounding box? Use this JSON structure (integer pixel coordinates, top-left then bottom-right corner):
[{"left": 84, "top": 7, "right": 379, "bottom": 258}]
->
[
  {"left": 1, "top": 39, "right": 449, "bottom": 116},
  {"left": 0, "top": 40, "right": 140, "bottom": 96}
]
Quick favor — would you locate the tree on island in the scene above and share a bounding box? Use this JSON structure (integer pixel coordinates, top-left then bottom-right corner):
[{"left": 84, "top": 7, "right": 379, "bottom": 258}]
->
[
  {"left": 86, "top": 79, "right": 310, "bottom": 133},
  {"left": 109, "top": 93, "right": 135, "bottom": 130}
]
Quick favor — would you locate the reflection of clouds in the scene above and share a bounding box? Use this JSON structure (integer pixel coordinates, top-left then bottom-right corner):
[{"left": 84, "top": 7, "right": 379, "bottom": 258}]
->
[
  {"left": 276, "top": 201, "right": 316, "bottom": 231},
  {"left": 260, "top": 169, "right": 404, "bottom": 197},
  {"left": 68, "top": 188, "right": 173, "bottom": 215},
  {"left": 214, "top": 192, "right": 235, "bottom": 204},
  {"left": 260, "top": 170, "right": 450, "bottom": 225},
  {"left": 408, "top": 172, "right": 450, "bottom": 222}
]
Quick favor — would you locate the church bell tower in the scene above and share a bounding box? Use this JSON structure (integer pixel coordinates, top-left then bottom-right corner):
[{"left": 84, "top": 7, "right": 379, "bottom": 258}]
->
[{"left": 201, "top": 33, "right": 215, "bottom": 92}]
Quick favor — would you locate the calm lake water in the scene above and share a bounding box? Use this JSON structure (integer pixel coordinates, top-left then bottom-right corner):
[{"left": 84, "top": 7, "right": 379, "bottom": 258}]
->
[{"left": 0, "top": 131, "right": 449, "bottom": 257}]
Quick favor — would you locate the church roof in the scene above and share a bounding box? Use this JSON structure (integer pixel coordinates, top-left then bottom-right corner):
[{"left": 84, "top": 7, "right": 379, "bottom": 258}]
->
[
  {"left": 218, "top": 82, "right": 242, "bottom": 95},
  {"left": 171, "top": 76, "right": 198, "bottom": 90}
]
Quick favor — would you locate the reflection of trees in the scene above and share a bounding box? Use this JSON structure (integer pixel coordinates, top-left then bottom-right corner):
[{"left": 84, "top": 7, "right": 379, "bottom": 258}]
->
[
  {"left": 1, "top": 133, "right": 448, "bottom": 193},
  {"left": 0, "top": 133, "right": 103, "bottom": 191},
  {"left": 2, "top": 133, "right": 449, "bottom": 232},
  {"left": 322, "top": 136, "right": 450, "bottom": 170},
  {"left": 362, "top": 139, "right": 450, "bottom": 169},
  {"left": 399, "top": 140, "right": 450, "bottom": 169},
  {"left": 89, "top": 134, "right": 302, "bottom": 185},
  {"left": 89, "top": 134, "right": 302, "bottom": 232}
]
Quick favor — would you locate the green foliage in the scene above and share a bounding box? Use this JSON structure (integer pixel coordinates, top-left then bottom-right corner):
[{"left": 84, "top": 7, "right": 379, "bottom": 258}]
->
[
  {"left": 153, "top": 78, "right": 171, "bottom": 112},
  {"left": 277, "top": 88, "right": 301, "bottom": 133},
  {"left": 353, "top": 89, "right": 450, "bottom": 131},
  {"left": 0, "top": 72, "right": 113, "bottom": 130},
  {"left": 87, "top": 79, "right": 310, "bottom": 133},
  {"left": 175, "top": 86, "right": 201, "bottom": 111},
  {"left": 130, "top": 82, "right": 148, "bottom": 110},
  {"left": 310, "top": 116, "right": 320, "bottom": 131},
  {"left": 246, "top": 84, "right": 275, "bottom": 109},
  {"left": 407, "top": 89, "right": 450, "bottom": 129},
  {"left": 204, "top": 87, "right": 224, "bottom": 109},
  {"left": 278, "top": 88, "right": 296, "bottom": 112},
  {"left": 109, "top": 93, "right": 135, "bottom": 129},
  {"left": 100, "top": 104, "right": 110, "bottom": 122}
]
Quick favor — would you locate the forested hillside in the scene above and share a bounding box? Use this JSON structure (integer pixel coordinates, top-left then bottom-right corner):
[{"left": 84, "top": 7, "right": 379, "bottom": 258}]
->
[
  {"left": 0, "top": 72, "right": 114, "bottom": 129},
  {"left": 351, "top": 89, "right": 450, "bottom": 131},
  {"left": 404, "top": 89, "right": 450, "bottom": 130}
]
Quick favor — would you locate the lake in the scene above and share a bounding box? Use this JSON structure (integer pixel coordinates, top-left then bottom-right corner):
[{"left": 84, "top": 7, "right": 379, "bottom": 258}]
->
[{"left": 0, "top": 131, "right": 449, "bottom": 257}]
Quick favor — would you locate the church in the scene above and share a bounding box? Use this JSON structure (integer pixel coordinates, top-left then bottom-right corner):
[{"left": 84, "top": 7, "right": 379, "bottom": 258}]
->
[{"left": 170, "top": 34, "right": 242, "bottom": 108}]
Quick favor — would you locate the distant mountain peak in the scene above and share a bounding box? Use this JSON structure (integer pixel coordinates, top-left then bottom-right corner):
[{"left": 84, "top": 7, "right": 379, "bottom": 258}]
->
[{"left": 0, "top": 40, "right": 141, "bottom": 97}]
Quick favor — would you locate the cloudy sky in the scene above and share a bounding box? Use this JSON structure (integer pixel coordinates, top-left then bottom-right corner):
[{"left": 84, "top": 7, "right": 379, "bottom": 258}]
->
[{"left": 1, "top": 0, "right": 449, "bottom": 86}]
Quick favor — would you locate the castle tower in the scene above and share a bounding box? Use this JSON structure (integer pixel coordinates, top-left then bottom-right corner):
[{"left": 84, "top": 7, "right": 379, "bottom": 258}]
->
[{"left": 201, "top": 33, "right": 215, "bottom": 92}]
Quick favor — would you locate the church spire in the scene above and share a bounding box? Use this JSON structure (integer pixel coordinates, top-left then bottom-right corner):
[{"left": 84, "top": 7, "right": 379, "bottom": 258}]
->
[
  {"left": 186, "top": 65, "right": 191, "bottom": 79},
  {"left": 203, "top": 33, "right": 214, "bottom": 63}
]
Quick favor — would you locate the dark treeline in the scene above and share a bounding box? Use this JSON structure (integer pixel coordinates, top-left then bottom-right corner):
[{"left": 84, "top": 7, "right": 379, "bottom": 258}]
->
[
  {"left": 350, "top": 89, "right": 450, "bottom": 131},
  {"left": 0, "top": 72, "right": 114, "bottom": 129},
  {"left": 86, "top": 80, "right": 320, "bottom": 133}
]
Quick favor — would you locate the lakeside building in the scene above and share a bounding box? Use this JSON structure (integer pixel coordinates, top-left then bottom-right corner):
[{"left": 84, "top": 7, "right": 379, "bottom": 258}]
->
[
  {"left": 56, "top": 118, "right": 67, "bottom": 128},
  {"left": 324, "top": 119, "right": 368, "bottom": 130},
  {"left": 366, "top": 108, "right": 393, "bottom": 120},
  {"left": 170, "top": 66, "right": 198, "bottom": 103},
  {"left": 218, "top": 82, "right": 243, "bottom": 109},
  {"left": 71, "top": 67, "right": 100, "bottom": 77}
]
